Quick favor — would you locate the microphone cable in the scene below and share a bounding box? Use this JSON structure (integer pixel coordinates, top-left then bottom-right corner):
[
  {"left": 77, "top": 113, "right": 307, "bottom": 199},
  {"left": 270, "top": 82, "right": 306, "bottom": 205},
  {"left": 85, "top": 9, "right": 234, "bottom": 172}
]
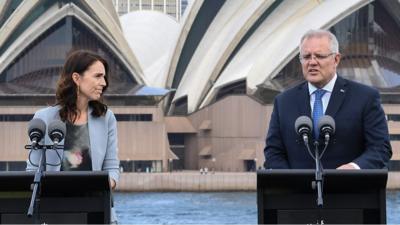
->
[{"left": 28, "top": 147, "right": 63, "bottom": 167}]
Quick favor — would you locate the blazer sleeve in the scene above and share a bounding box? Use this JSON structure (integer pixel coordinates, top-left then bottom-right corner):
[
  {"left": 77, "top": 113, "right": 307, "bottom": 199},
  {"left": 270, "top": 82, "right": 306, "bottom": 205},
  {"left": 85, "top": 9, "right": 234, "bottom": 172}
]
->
[
  {"left": 263, "top": 97, "right": 290, "bottom": 169},
  {"left": 102, "top": 111, "right": 120, "bottom": 183},
  {"left": 353, "top": 90, "right": 392, "bottom": 169}
]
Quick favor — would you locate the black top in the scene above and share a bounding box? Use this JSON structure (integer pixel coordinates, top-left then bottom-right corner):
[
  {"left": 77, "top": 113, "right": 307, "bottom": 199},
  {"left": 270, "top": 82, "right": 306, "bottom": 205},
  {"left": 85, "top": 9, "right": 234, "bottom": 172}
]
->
[{"left": 61, "top": 122, "right": 92, "bottom": 171}]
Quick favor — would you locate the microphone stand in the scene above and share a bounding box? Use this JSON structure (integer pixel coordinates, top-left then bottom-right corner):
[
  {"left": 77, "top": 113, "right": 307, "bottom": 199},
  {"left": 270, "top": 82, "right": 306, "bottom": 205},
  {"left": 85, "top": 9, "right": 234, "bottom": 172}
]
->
[
  {"left": 313, "top": 140, "right": 324, "bottom": 224},
  {"left": 27, "top": 146, "right": 47, "bottom": 223},
  {"left": 25, "top": 144, "right": 63, "bottom": 222},
  {"left": 300, "top": 134, "right": 324, "bottom": 224}
]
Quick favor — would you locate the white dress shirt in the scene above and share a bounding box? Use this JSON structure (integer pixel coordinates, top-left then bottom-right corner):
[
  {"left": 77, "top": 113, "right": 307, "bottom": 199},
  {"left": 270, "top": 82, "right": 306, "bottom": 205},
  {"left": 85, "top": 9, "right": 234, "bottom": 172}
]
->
[{"left": 308, "top": 74, "right": 337, "bottom": 114}]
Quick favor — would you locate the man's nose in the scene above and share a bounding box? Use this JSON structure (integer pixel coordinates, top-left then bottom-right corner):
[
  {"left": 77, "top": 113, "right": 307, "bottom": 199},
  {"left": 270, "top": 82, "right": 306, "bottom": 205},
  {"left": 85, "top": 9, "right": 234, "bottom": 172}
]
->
[{"left": 308, "top": 56, "right": 318, "bottom": 65}]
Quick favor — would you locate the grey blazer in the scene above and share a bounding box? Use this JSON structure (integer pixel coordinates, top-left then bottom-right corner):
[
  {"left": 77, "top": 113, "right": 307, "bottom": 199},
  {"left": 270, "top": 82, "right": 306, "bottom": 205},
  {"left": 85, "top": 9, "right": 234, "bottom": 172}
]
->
[{"left": 26, "top": 105, "right": 120, "bottom": 183}]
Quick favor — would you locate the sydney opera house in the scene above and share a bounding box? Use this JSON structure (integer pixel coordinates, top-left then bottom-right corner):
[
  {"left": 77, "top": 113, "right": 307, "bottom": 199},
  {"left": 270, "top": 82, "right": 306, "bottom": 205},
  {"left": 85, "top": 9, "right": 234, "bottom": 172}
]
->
[{"left": 0, "top": 0, "right": 399, "bottom": 174}]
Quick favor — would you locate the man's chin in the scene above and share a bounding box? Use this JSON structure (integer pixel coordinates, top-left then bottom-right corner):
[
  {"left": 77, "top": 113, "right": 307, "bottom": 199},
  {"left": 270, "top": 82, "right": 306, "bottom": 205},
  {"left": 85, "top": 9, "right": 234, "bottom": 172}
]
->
[
  {"left": 306, "top": 77, "right": 321, "bottom": 83},
  {"left": 308, "top": 81, "right": 326, "bottom": 89},
  {"left": 306, "top": 72, "right": 321, "bottom": 78}
]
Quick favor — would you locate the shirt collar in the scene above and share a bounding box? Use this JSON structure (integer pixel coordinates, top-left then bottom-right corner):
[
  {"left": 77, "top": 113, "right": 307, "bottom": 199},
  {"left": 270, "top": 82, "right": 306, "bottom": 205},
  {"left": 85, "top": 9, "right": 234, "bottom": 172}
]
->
[{"left": 308, "top": 73, "right": 337, "bottom": 95}]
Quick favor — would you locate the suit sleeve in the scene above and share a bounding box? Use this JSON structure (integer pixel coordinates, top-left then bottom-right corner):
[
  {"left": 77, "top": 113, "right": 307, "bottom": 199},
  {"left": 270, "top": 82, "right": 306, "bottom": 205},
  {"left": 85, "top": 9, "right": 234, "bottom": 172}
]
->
[
  {"left": 102, "top": 111, "right": 120, "bottom": 183},
  {"left": 353, "top": 90, "right": 392, "bottom": 169},
  {"left": 264, "top": 97, "right": 290, "bottom": 169}
]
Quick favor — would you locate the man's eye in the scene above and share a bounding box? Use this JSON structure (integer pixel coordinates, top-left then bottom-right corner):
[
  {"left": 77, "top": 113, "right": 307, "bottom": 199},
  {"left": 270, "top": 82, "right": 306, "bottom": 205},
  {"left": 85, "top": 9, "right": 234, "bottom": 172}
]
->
[{"left": 314, "top": 54, "right": 323, "bottom": 59}]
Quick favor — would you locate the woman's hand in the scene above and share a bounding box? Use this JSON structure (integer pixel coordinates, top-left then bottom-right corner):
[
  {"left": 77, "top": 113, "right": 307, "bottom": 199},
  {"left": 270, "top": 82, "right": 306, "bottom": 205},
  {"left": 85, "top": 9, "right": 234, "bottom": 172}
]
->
[{"left": 110, "top": 178, "right": 116, "bottom": 190}]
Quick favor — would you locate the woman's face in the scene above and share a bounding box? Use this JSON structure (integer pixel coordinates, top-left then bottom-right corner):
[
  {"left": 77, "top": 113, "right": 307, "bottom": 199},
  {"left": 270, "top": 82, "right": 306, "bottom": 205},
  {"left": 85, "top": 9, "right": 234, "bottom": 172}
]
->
[{"left": 73, "top": 60, "right": 107, "bottom": 102}]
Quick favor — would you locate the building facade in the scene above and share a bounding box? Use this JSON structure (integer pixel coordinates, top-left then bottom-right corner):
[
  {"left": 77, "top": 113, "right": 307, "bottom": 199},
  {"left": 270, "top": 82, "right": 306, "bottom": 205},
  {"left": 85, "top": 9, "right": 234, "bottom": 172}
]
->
[{"left": 112, "top": 0, "right": 189, "bottom": 21}]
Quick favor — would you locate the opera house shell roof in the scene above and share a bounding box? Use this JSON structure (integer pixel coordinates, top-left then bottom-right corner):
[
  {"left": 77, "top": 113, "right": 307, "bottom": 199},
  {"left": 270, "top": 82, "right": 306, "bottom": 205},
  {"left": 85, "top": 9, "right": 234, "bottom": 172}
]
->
[
  {"left": 0, "top": 0, "right": 146, "bottom": 101},
  {"left": 160, "top": 0, "right": 400, "bottom": 114}
]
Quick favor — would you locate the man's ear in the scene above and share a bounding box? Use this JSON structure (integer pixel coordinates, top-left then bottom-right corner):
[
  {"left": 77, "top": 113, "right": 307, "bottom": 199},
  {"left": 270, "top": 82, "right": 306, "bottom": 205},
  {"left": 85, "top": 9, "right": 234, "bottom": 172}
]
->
[
  {"left": 334, "top": 53, "right": 341, "bottom": 66},
  {"left": 72, "top": 72, "right": 80, "bottom": 85}
]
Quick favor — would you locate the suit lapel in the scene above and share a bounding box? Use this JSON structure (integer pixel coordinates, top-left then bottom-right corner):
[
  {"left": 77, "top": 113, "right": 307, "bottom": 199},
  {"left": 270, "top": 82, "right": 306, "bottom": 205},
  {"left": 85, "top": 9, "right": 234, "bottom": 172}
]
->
[
  {"left": 325, "top": 76, "right": 347, "bottom": 117},
  {"left": 297, "top": 81, "right": 312, "bottom": 117}
]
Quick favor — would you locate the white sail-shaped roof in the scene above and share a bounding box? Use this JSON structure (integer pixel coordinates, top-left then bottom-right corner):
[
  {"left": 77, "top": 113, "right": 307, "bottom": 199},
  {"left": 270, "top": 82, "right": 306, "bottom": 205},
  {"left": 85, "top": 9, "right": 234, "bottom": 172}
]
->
[
  {"left": 166, "top": 0, "right": 370, "bottom": 113},
  {"left": 0, "top": 1, "right": 145, "bottom": 84},
  {"left": 120, "top": 10, "right": 180, "bottom": 87}
]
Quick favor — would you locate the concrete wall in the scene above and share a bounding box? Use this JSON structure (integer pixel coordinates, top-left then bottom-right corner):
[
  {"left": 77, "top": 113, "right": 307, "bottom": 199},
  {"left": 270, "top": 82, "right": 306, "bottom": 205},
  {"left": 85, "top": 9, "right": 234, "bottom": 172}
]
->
[
  {"left": 116, "top": 171, "right": 400, "bottom": 192},
  {"left": 117, "top": 171, "right": 256, "bottom": 192},
  {"left": 387, "top": 172, "right": 400, "bottom": 189},
  {"left": 186, "top": 95, "right": 270, "bottom": 171}
]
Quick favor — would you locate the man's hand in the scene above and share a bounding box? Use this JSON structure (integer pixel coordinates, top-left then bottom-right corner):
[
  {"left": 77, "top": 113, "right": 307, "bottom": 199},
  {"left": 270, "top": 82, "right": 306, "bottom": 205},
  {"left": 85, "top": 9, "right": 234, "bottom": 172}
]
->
[{"left": 337, "top": 163, "right": 359, "bottom": 170}]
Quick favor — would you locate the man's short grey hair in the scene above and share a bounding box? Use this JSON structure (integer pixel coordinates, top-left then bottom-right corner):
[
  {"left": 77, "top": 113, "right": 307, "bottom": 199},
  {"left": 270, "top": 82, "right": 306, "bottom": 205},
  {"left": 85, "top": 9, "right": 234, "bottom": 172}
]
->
[{"left": 299, "top": 29, "right": 339, "bottom": 53}]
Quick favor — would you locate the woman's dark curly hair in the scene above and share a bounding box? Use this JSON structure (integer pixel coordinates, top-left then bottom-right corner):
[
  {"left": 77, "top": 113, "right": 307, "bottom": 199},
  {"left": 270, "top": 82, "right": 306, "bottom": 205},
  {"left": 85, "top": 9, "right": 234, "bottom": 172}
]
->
[{"left": 56, "top": 50, "right": 109, "bottom": 123}]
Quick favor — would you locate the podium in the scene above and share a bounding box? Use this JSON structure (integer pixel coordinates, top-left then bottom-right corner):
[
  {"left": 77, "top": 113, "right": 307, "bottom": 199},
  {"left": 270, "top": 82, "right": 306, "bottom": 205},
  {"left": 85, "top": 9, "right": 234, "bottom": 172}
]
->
[
  {"left": 257, "top": 169, "right": 387, "bottom": 224},
  {"left": 0, "top": 171, "right": 111, "bottom": 224}
]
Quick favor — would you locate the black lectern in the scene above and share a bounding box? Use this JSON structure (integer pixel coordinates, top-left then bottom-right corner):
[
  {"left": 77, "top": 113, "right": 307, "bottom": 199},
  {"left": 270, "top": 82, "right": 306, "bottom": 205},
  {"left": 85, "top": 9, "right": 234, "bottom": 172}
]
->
[
  {"left": 0, "top": 171, "right": 111, "bottom": 224},
  {"left": 257, "top": 169, "right": 387, "bottom": 224}
]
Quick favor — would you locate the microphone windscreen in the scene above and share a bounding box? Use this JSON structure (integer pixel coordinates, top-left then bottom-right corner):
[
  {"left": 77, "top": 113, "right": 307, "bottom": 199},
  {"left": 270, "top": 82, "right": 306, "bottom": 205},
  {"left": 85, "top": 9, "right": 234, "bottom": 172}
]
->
[
  {"left": 294, "top": 116, "right": 313, "bottom": 134},
  {"left": 317, "top": 115, "right": 335, "bottom": 133},
  {"left": 28, "top": 118, "right": 46, "bottom": 135},
  {"left": 48, "top": 120, "right": 66, "bottom": 140}
]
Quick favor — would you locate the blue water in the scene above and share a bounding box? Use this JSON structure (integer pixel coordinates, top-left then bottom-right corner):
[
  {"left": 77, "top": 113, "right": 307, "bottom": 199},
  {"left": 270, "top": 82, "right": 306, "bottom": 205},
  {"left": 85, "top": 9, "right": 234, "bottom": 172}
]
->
[
  {"left": 387, "top": 190, "right": 400, "bottom": 224},
  {"left": 115, "top": 191, "right": 400, "bottom": 224}
]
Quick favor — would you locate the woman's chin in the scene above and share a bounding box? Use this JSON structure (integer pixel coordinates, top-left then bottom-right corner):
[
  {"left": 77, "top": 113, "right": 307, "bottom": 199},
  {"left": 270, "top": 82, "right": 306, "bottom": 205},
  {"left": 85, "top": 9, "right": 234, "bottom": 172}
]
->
[{"left": 90, "top": 95, "right": 101, "bottom": 101}]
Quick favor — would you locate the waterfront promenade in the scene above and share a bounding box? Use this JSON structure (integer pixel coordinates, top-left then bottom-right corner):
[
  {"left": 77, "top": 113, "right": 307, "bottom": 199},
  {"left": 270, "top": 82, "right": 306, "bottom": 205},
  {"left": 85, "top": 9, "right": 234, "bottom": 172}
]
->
[{"left": 116, "top": 171, "right": 400, "bottom": 192}]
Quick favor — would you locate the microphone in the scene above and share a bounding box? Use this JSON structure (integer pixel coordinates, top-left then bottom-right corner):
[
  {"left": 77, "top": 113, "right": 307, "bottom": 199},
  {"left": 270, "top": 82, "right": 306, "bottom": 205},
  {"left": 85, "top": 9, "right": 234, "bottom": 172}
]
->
[
  {"left": 28, "top": 118, "right": 46, "bottom": 150},
  {"left": 317, "top": 115, "right": 335, "bottom": 143},
  {"left": 48, "top": 120, "right": 66, "bottom": 148},
  {"left": 295, "top": 116, "right": 313, "bottom": 143}
]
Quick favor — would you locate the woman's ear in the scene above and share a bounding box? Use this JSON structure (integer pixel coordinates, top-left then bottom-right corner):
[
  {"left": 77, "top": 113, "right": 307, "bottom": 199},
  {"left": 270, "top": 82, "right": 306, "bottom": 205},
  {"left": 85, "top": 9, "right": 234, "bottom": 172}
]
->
[{"left": 72, "top": 72, "right": 80, "bottom": 85}]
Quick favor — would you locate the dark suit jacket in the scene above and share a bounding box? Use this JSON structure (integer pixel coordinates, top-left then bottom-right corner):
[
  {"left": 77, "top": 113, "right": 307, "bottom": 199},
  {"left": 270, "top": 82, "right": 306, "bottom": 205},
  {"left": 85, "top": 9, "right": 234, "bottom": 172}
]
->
[{"left": 264, "top": 76, "right": 392, "bottom": 169}]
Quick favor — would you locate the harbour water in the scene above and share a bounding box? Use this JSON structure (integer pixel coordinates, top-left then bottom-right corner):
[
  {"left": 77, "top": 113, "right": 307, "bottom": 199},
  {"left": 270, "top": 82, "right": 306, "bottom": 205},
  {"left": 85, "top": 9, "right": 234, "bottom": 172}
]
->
[{"left": 115, "top": 191, "right": 400, "bottom": 224}]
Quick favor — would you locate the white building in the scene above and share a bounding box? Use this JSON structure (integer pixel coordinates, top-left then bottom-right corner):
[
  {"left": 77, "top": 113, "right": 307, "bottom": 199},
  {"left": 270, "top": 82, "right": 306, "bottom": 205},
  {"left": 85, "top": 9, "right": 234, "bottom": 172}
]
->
[{"left": 112, "top": 0, "right": 189, "bottom": 21}]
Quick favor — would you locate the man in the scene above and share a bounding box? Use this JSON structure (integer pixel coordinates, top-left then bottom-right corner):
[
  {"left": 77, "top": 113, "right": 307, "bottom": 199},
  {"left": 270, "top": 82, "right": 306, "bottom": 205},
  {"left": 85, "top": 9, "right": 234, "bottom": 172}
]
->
[{"left": 264, "top": 29, "right": 392, "bottom": 169}]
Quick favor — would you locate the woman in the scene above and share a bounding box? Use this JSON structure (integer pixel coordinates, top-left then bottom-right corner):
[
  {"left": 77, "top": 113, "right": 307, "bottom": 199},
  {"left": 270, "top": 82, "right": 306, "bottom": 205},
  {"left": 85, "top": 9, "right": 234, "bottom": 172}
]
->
[{"left": 26, "top": 50, "right": 119, "bottom": 194}]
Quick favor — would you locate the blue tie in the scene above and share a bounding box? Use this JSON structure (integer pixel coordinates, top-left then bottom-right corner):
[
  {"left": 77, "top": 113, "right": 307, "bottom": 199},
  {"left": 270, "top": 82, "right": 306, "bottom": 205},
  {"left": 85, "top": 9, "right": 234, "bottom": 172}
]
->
[{"left": 313, "top": 89, "right": 326, "bottom": 138}]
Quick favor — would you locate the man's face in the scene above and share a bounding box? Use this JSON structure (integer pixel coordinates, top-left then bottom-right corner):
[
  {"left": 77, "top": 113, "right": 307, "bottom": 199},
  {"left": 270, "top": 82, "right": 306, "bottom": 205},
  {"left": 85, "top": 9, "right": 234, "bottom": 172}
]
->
[{"left": 300, "top": 36, "right": 341, "bottom": 88}]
